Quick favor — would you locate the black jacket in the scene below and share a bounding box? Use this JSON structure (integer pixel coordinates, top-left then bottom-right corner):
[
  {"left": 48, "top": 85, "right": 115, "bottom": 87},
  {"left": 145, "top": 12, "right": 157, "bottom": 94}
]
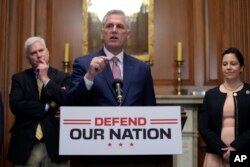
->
[
  {"left": 199, "top": 83, "right": 250, "bottom": 157},
  {"left": 8, "top": 67, "right": 70, "bottom": 165}
]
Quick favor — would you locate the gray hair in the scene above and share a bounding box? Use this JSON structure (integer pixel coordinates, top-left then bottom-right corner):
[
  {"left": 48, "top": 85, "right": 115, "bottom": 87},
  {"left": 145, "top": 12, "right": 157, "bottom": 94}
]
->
[
  {"left": 24, "top": 36, "right": 46, "bottom": 56},
  {"left": 102, "top": 9, "right": 130, "bottom": 29}
]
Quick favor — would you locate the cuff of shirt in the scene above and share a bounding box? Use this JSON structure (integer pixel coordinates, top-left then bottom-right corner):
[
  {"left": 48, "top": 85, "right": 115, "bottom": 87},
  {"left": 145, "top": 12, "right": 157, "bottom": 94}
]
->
[
  {"left": 43, "top": 79, "right": 50, "bottom": 87},
  {"left": 84, "top": 76, "right": 93, "bottom": 90},
  {"left": 45, "top": 103, "right": 49, "bottom": 112}
]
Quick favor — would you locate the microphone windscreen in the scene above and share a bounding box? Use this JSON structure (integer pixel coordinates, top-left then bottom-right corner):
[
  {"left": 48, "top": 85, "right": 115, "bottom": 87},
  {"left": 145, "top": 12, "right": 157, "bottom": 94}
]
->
[{"left": 112, "top": 79, "right": 123, "bottom": 89}]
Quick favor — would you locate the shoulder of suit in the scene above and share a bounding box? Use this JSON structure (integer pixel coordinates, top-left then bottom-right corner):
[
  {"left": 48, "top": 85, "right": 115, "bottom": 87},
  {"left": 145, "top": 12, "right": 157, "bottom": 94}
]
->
[
  {"left": 13, "top": 68, "right": 33, "bottom": 77},
  {"left": 243, "top": 82, "right": 250, "bottom": 87},
  {"left": 74, "top": 50, "right": 105, "bottom": 63},
  {"left": 205, "top": 86, "right": 223, "bottom": 97},
  {"left": 125, "top": 54, "right": 150, "bottom": 67}
]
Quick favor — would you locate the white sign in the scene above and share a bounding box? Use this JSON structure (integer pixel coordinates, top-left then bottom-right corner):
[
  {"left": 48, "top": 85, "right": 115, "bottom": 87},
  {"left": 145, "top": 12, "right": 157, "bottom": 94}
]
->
[{"left": 59, "top": 106, "right": 182, "bottom": 155}]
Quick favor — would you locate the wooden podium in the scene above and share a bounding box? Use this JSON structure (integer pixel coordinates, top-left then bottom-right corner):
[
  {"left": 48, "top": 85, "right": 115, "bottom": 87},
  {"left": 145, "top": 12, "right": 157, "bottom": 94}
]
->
[
  {"left": 70, "top": 155, "right": 173, "bottom": 167},
  {"left": 69, "top": 112, "right": 187, "bottom": 167}
]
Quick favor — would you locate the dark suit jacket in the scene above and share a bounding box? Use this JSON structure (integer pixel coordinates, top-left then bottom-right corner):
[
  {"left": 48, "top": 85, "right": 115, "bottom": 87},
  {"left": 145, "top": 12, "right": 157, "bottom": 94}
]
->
[
  {"left": 67, "top": 49, "right": 156, "bottom": 106},
  {"left": 199, "top": 83, "right": 250, "bottom": 157},
  {"left": 8, "top": 67, "right": 70, "bottom": 165}
]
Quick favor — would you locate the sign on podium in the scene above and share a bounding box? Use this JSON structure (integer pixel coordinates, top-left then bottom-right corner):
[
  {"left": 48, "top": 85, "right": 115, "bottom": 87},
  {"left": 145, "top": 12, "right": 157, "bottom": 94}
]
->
[{"left": 59, "top": 106, "right": 182, "bottom": 155}]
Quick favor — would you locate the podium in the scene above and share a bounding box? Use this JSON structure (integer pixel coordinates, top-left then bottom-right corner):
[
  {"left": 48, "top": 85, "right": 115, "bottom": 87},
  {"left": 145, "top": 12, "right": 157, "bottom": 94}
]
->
[
  {"left": 59, "top": 107, "right": 187, "bottom": 167},
  {"left": 70, "top": 155, "right": 173, "bottom": 167}
]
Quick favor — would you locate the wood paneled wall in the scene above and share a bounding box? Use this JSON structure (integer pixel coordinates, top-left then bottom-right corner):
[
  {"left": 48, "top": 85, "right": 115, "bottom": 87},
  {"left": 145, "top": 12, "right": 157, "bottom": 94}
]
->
[{"left": 0, "top": 0, "right": 250, "bottom": 166}]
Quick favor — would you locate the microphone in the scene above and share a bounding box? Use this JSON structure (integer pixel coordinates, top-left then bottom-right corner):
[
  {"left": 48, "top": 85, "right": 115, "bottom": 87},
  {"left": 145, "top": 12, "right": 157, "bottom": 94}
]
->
[{"left": 112, "top": 79, "right": 123, "bottom": 106}]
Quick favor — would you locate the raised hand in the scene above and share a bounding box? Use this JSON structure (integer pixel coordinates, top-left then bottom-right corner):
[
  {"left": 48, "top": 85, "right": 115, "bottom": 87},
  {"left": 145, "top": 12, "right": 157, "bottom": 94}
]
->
[{"left": 85, "top": 56, "right": 110, "bottom": 81}]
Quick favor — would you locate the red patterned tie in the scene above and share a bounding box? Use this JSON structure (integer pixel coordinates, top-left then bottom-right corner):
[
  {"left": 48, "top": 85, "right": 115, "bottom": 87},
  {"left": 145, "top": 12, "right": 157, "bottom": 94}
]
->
[{"left": 112, "top": 57, "right": 122, "bottom": 80}]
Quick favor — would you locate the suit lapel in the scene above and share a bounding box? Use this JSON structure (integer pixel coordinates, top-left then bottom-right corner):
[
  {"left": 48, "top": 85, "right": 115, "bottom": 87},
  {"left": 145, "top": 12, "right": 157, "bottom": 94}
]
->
[
  {"left": 122, "top": 54, "right": 134, "bottom": 105},
  {"left": 97, "top": 51, "right": 118, "bottom": 104},
  {"left": 25, "top": 68, "right": 40, "bottom": 99},
  {"left": 98, "top": 50, "right": 134, "bottom": 105},
  {"left": 47, "top": 67, "right": 56, "bottom": 81},
  {"left": 40, "top": 67, "right": 56, "bottom": 100},
  {"left": 102, "top": 65, "right": 117, "bottom": 98}
]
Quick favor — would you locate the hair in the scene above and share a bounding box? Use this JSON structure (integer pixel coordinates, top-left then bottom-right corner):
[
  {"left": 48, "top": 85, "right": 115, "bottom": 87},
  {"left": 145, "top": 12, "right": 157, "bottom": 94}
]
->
[
  {"left": 102, "top": 9, "right": 130, "bottom": 29},
  {"left": 24, "top": 36, "right": 46, "bottom": 56},
  {"left": 222, "top": 47, "right": 245, "bottom": 66}
]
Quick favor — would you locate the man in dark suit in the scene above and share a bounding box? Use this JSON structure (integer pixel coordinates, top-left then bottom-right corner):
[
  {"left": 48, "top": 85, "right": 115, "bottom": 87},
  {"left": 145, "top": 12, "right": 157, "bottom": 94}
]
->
[
  {"left": 8, "top": 36, "right": 70, "bottom": 167},
  {"left": 67, "top": 9, "right": 156, "bottom": 106}
]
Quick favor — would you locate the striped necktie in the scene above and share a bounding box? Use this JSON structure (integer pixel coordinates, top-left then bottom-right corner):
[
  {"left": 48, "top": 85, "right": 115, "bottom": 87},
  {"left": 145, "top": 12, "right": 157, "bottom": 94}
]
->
[{"left": 111, "top": 56, "right": 122, "bottom": 80}]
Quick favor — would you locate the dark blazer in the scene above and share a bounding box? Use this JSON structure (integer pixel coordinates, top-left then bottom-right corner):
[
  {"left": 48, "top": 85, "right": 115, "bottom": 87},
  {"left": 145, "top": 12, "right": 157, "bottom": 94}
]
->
[
  {"left": 8, "top": 67, "right": 70, "bottom": 165},
  {"left": 199, "top": 83, "right": 250, "bottom": 157},
  {"left": 67, "top": 49, "right": 156, "bottom": 106}
]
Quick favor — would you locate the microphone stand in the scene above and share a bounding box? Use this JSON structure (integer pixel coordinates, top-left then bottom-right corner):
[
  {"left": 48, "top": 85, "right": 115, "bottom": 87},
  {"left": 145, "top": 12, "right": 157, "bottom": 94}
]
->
[
  {"left": 112, "top": 79, "right": 123, "bottom": 106},
  {"left": 117, "top": 93, "right": 122, "bottom": 106}
]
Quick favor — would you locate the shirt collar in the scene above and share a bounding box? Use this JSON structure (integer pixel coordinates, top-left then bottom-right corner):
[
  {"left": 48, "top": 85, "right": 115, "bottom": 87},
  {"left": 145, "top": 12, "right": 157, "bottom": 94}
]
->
[
  {"left": 34, "top": 70, "right": 39, "bottom": 79},
  {"left": 103, "top": 47, "right": 123, "bottom": 64}
]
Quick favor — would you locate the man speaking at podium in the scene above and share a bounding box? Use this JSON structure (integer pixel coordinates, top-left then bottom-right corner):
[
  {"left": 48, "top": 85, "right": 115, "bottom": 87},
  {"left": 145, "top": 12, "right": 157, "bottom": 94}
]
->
[{"left": 67, "top": 9, "right": 156, "bottom": 106}]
